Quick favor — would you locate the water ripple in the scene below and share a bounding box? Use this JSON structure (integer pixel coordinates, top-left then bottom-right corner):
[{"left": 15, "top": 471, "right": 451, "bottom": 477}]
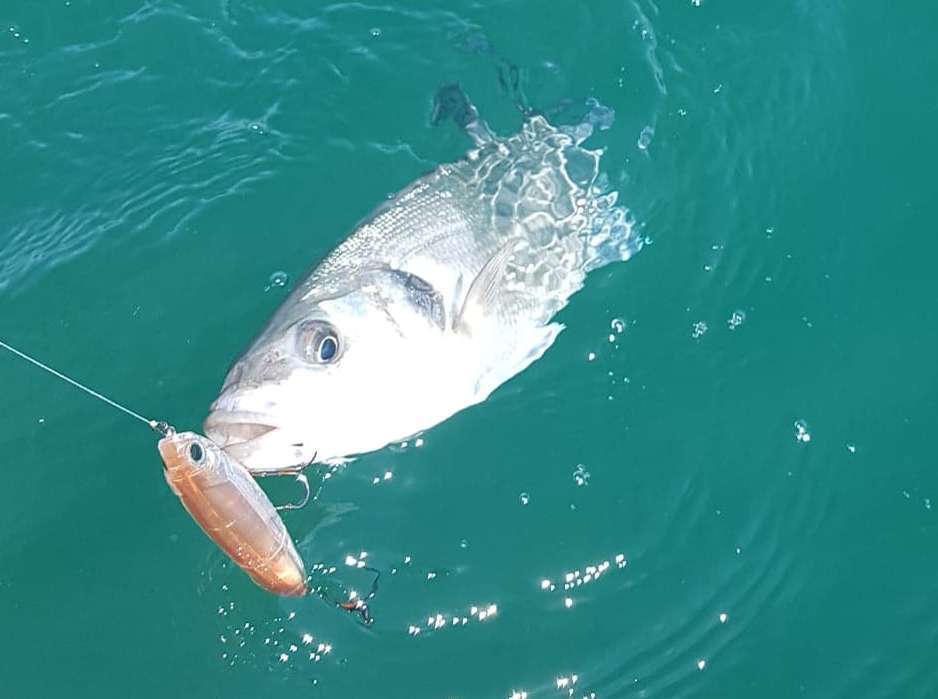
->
[{"left": 0, "top": 3, "right": 298, "bottom": 295}]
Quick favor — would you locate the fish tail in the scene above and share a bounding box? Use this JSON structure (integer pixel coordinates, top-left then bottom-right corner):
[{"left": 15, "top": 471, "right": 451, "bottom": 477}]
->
[{"left": 431, "top": 83, "right": 495, "bottom": 147}]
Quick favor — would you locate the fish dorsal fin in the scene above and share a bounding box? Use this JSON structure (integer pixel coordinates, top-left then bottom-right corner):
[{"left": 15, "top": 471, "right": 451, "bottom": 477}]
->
[{"left": 454, "top": 243, "right": 515, "bottom": 334}]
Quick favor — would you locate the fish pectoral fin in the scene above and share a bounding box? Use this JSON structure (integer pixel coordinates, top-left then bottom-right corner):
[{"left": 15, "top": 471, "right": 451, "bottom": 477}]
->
[{"left": 454, "top": 242, "right": 516, "bottom": 334}]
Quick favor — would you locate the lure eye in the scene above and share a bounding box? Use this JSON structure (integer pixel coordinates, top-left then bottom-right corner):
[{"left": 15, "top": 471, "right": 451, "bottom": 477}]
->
[
  {"left": 296, "top": 321, "right": 341, "bottom": 364},
  {"left": 189, "top": 443, "right": 204, "bottom": 463}
]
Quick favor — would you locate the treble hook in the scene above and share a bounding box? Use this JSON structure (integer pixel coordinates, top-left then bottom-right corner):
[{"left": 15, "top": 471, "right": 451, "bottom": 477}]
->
[
  {"left": 339, "top": 566, "right": 381, "bottom": 625},
  {"left": 339, "top": 597, "right": 373, "bottom": 625},
  {"left": 276, "top": 473, "right": 311, "bottom": 511}
]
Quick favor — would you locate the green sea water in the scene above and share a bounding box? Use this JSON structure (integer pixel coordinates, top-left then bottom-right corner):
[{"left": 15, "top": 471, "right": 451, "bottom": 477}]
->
[{"left": 3, "top": 1, "right": 938, "bottom": 697}]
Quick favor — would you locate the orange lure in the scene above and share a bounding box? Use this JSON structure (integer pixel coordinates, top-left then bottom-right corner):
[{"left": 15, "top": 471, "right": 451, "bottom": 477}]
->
[{"left": 158, "top": 431, "right": 308, "bottom": 597}]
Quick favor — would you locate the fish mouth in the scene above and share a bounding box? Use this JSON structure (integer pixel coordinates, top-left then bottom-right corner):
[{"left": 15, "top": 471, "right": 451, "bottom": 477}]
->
[
  {"left": 204, "top": 411, "right": 277, "bottom": 447},
  {"left": 204, "top": 411, "right": 316, "bottom": 473}
]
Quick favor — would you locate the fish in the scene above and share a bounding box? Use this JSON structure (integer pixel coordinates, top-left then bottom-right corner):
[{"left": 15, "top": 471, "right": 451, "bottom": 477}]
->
[
  {"left": 158, "top": 430, "right": 308, "bottom": 596},
  {"left": 205, "top": 86, "right": 641, "bottom": 473}
]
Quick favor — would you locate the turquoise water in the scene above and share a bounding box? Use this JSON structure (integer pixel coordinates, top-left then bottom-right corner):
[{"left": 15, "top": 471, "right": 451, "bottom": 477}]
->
[{"left": 3, "top": 1, "right": 938, "bottom": 696}]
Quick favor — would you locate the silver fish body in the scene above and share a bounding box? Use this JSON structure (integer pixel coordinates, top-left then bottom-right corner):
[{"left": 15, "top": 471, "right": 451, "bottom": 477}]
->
[{"left": 205, "top": 102, "right": 640, "bottom": 472}]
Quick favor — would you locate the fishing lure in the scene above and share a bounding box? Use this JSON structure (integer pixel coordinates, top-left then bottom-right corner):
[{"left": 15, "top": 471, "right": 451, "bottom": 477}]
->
[{"left": 158, "top": 429, "right": 309, "bottom": 597}]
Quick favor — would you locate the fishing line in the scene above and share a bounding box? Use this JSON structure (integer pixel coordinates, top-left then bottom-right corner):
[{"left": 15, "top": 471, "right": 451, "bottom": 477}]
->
[{"left": 0, "top": 338, "right": 170, "bottom": 435}]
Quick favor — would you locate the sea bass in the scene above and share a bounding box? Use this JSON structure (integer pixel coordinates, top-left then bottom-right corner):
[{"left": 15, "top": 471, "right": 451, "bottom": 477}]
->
[{"left": 205, "top": 88, "right": 641, "bottom": 473}]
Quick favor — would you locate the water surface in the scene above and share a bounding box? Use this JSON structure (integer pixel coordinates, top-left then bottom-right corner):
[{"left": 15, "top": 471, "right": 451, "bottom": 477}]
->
[{"left": 2, "top": 1, "right": 938, "bottom": 697}]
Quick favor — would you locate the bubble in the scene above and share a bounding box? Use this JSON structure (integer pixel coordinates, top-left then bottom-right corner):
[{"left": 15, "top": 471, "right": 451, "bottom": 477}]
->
[
  {"left": 637, "top": 125, "right": 654, "bottom": 150},
  {"left": 519, "top": 492, "right": 530, "bottom": 505},
  {"left": 370, "top": 27, "right": 382, "bottom": 37},
  {"left": 610, "top": 317, "right": 626, "bottom": 333},
  {"left": 459, "top": 538, "right": 469, "bottom": 549},
  {"left": 573, "top": 464, "right": 591, "bottom": 487},
  {"left": 265, "top": 270, "right": 289, "bottom": 291},
  {"left": 691, "top": 321, "right": 708, "bottom": 339},
  {"left": 727, "top": 309, "right": 746, "bottom": 330},
  {"left": 794, "top": 420, "right": 811, "bottom": 443}
]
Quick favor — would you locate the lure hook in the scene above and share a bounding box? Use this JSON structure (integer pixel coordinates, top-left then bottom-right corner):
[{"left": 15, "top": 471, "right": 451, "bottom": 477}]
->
[
  {"left": 339, "top": 566, "right": 381, "bottom": 625},
  {"left": 276, "top": 473, "right": 311, "bottom": 511}
]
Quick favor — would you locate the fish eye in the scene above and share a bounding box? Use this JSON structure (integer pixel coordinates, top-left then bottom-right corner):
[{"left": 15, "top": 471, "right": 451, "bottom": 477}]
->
[
  {"left": 189, "top": 443, "right": 204, "bottom": 463},
  {"left": 296, "top": 321, "right": 342, "bottom": 364},
  {"left": 318, "top": 336, "right": 338, "bottom": 362}
]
